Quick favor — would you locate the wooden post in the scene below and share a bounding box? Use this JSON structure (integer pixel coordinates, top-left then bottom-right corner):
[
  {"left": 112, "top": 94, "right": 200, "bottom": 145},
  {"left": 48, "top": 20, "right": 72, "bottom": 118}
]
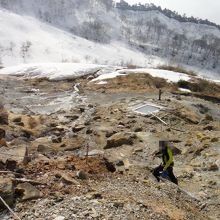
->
[
  {"left": 159, "top": 89, "right": 162, "bottom": 100},
  {"left": 86, "top": 143, "right": 89, "bottom": 164}
]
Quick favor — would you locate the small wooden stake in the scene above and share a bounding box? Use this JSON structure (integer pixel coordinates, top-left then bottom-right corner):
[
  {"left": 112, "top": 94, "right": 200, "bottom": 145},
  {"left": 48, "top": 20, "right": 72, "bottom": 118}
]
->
[{"left": 159, "top": 89, "right": 162, "bottom": 100}]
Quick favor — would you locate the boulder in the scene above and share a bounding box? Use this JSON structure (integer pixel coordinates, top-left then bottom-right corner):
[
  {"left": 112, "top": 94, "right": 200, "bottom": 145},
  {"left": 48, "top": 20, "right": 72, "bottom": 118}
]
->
[
  {"left": 0, "top": 138, "right": 7, "bottom": 147},
  {"left": 15, "top": 122, "right": 24, "bottom": 127},
  {"left": 0, "top": 161, "right": 5, "bottom": 170},
  {"left": 193, "top": 144, "right": 209, "bottom": 156},
  {"left": 196, "top": 132, "right": 210, "bottom": 142},
  {"left": 33, "top": 137, "right": 55, "bottom": 153},
  {"left": 37, "top": 144, "right": 55, "bottom": 154},
  {"left": 211, "top": 137, "right": 218, "bottom": 142},
  {"left": 5, "top": 159, "right": 17, "bottom": 171},
  {"left": 204, "top": 114, "right": 213, "bottom": 121},
  {"left": 50, "top": 135, "right": 62, "bottom": 143},
  {"left": 95, "top": 126, "right": 116, "bottom": 138},
  {"left": 134, "top": 127, "right": 143, "bottom": 132},
  {"left": 203, "top": 125, "right": 214, "bottom": 131},
  {"left": 10, "top": 137, "right": 29, "bottom": 146},
  {"left": 170, "top": 145, "right": 182, "bottom": 155},
  {"left": 0, "top": 128, "right": 5, "bottom": 139},
  {"left": 86, "top": 192, "right": 103, "bottom": 200},
  {"left": 72, "top": 124, "right": 86, "bottom": 132},
  {"left": 16, "top": 183, "right": 43, "bottom": 201},
  {"left": 56, "top": 172, "right": 80, "bottom": 185},
  {"left": 115, "top": 160, "right": 124, "bottom": 166},
  {"left": 94, "top": 131, "right": 107, "bottom": 148},
  {"left": 62, "top": 136, "right": 86, "bottom": 151},
  {"left": 177, "top": 166, "right": 194, "bottom": 179},
  {"left": 64, "top": 114, "right": 79, "bottom": 121},
  {"left": 23, "top": 115, "right": 43, "bottom": 130},
  {"left": 177, "top": 107, "right": 200, "bottom": 124},
  {"left": 123, "top": 158, "right": 131, "bottom": 170},
  {"left": 0, "top": 146, "right": 29, "bottom": 165},
  {"left": 76, "top": 170, "right": 88, "bottom": 180},
  {"left": 207, "top": 163, "right": 219, "bottom": 171},
  {"left": 21, "top": 129, "right": 34, "bottom": 139},
  {"left": 34, "top": 154, "right": 50, "bottom": 162},
  {"left": 93, "top": 116, "right": 101, "bottom": 121},
  {"left": 103, "top": 158, "right": 116, "bottom": 173},
  {"left": 0, "top": 177, "right": 14, "bottom": 209},
  {"left": 104, "top": 132, "right": 135, "bottom": 149},
  {"left": 11, "top": 116, "right": 22, "bottom": 123},
  {"left": 0, "top": 106, "right": 8, "bottom": 125}
]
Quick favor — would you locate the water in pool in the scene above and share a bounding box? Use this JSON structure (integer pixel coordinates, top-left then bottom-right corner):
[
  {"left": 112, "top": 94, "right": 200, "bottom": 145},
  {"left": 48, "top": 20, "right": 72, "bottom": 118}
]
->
[{"left": 134, "top": 104, "right": 160, "bottom": 115}]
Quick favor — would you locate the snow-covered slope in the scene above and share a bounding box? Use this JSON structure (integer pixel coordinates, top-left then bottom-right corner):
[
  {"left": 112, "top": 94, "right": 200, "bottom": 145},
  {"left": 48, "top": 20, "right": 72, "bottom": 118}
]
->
[
  {"left": 0, "top": 63, "right": 192, "bottom": 83},
  {"left": 0, "top": 0, "right": 220, "bottom": 78},
  {"left": 0, "top": 63, "right": 106, "bottom": 80},
  {"left": 1, "top": 63, "right": 218, "bottom": 85},
  {"left": 0, "top": 8, "right": 156, "bottom": 67}
]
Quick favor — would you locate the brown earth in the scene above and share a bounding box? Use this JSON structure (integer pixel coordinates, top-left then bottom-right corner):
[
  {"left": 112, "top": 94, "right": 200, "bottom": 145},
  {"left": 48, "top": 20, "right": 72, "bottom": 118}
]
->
[{"left": 0, "top": 73, "right": 219, "bottom": 220}]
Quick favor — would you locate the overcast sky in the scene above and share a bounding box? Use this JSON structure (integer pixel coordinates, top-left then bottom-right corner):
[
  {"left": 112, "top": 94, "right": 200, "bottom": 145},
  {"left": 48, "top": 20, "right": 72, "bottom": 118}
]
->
[{"left": 115, "top": 0, "right": 220, "bottom": 24}]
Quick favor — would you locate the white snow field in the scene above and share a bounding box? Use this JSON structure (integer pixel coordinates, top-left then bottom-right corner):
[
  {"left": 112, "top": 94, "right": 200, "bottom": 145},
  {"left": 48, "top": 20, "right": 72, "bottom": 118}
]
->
[
  {"left": 0, "top": 63, "right": 106, "bottom": 80},
  {"left": 0, "top": 8, "right": 156, "bottom": 67},
  {"left": 1, "top": 62, "right": 219, "bottom": 86},
  {"left": 0, "top": 63, "right": 192, "bottom": 83}
]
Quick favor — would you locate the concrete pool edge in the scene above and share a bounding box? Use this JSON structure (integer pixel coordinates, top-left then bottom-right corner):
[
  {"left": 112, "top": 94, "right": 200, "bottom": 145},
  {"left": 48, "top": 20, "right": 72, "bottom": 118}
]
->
[{"left": 132, "top": 102, "right": 164, "bottom": 115}]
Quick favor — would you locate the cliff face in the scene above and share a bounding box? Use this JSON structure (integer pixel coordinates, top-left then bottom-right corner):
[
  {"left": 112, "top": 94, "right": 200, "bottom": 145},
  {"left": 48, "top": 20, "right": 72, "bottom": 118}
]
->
[{"left": 0, "top": 0, "right": 220, "bottom": 76}]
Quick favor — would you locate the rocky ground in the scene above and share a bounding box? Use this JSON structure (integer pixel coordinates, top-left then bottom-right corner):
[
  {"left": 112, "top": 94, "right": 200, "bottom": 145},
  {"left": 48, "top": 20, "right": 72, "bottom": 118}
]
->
[{"left": 0, "top": 72, "right": 219, "bottom": 220}]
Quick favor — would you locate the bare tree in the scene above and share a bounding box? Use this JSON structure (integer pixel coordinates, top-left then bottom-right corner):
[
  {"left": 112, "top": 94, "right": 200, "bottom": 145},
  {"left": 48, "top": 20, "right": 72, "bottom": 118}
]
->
[{"left": 20, "top": 41, "right": 32, "bottom": 63}]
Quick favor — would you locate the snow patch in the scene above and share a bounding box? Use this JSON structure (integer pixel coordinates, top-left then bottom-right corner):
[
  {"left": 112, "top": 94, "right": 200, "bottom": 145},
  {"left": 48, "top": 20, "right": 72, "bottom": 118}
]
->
[
  {"left": 91, "top": 71, "right": 127, "bottom": 82},
  {"left": 96, "top": 81, "right": 108, "bottom": 85},
  {"left": 179, "top": 88, "right": 191, "bottom": 93},
  {"left": 92, "top": 68, "right": 191, "bottom": 83},
  {"left": 0, "top": 63, "right": 105, "bottom": 81}
]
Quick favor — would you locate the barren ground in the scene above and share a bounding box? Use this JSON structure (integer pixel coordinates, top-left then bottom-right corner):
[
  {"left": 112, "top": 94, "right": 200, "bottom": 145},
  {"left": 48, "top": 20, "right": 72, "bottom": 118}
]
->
[{"left": 0, "top": 73, "right": 219, "bottom": 220}]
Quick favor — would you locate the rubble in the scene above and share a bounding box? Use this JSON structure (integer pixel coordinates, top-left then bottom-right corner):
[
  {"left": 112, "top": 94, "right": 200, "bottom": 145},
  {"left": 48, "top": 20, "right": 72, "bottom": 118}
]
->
[{"left": 0, "top": 75, "right": 219, "bottom": 219}]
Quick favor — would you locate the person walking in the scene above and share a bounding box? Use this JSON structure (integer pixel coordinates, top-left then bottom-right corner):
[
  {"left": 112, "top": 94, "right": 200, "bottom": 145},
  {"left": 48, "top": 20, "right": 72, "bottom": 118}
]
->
[{"left": 153, "top": 140, "right": 178, "bottom": 185}]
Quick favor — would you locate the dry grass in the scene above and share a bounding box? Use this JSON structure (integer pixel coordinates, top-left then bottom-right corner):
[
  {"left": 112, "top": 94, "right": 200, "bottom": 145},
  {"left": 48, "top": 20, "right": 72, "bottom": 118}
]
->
[
  {"left": 87, "top": 73, "right": 174, "bottom": 93},
  {"left": 177, "top": 79, "right": 220, "bottom": 96},
  {"left": 158, "top": 65, "right": 197, "bottom": 76}
]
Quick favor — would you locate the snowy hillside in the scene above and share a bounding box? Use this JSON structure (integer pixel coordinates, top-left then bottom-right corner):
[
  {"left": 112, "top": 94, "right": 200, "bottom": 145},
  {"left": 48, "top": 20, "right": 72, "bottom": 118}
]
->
[
  {"left": 0, "top": 8, "right": 156, "bottom": 67},
  {"left": 0, "top": 0, "right": 220, "bottom": 78}
]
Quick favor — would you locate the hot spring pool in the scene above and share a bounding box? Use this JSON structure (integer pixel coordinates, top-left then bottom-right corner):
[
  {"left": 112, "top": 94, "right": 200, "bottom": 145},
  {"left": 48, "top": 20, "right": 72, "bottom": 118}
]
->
[{"left": 133, "top": 104, "right": 161, "bottom": 115}]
